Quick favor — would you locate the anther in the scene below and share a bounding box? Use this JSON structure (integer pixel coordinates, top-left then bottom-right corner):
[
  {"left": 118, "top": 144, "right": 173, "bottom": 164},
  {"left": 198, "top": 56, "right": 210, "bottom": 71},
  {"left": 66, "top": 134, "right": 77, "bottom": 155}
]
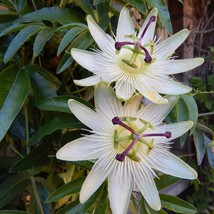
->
[
  {"left": 112, "top": 117, "right": 138, "bottom": 135},
  {"left": 140, "top": 16, "right": 156, "bottom": 41}
]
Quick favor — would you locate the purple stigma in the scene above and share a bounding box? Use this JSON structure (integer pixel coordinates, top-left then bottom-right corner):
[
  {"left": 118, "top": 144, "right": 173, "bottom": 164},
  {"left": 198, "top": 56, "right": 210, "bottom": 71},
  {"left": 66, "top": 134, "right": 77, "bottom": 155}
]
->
[
  {"left": 140, "top": 15, "right": 156, "bottom": 41},
  {"left": 115, "top": 41, "right": 135, "bottom": 50},
  {"left": 142, "top": 131, "right": 172, "bottom": 138},
  {"left": 112, "top": 117, "right": 138, "bottom": 135},
  {"left": 140, "top": 45, "right": 153, "bottom": 63}
]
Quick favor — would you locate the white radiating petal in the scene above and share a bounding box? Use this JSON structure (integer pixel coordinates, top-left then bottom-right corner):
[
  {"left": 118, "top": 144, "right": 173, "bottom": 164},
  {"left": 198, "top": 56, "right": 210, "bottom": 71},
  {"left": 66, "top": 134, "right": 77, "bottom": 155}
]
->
[
  {"left": 137, "top": 96, "right": 178, "bottom": 125},
  {"left": 68, "top": 99, "right": 98, "bottom": 130},
  {"left": 124, "top": 95, "right": 142, "bottom": 117},
  {"left": 74, "top": 75, "right": 101, "bottom": 86},
  {"left": 138, "top": 8, "right": 158, "bottom": 45},
  {"left": 115, "top": 80, "right": 135, "bottom": 101},
  {"left": 157, "top": 78, "right": 192, "bottom": 95},
  {"left": 71, "top": 49, "right": 97, "bottom": 71},
  {"left": 149, "top": 58, "right": 205, "bottom": 75},
  {"left": 108, "top": 160, "right": 133, "bottom": 214},
  {"left": 154, "top": 29, "right": 190, "bottom": 60},
  {"left": 56, "top": 136, "right": 104, "bottom": 161},
  {"left": 116, "top": 7, "right": 135, "bottom": 42},
  {"left": 148, "top": 147, "right": 198, "bottom": 179},
  {"left": 132, "top": 162, "right": 161, "bottom": 211},
  {"left": 87, "top": 15, "right": 115, "bottom": 54},
  {"left": 148, "top": 121, "right": 193, "bottom": 142},
  {"left": 94, "top": 82, "right": 123, "bottom": 120},
  {"left": 80, "top": 153, "right": 115, "bottom": 203}
]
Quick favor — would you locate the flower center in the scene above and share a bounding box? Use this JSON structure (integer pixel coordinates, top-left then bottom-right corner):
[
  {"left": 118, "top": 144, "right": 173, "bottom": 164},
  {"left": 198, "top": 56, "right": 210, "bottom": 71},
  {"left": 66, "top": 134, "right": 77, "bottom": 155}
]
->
[
  {"left": 112, "top": 116, "right": 171, "bottom": 162},
  {"left": 115, "top": 15, "right": 156, "bottom": 68}
]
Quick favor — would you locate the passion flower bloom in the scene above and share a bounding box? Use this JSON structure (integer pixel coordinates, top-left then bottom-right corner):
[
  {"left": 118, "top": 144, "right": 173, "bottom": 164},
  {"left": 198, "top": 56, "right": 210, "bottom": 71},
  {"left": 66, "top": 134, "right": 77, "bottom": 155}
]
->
[
  {"left": 71, "top": 7, "right": 204, "bottom": 104},
  {"left": 56, "top": 82, "right": 197, "bottom": 213}
]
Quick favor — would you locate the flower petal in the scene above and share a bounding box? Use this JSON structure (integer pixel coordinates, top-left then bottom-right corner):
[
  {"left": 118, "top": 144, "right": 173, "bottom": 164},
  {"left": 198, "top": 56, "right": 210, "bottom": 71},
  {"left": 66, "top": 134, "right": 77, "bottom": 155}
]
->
[
  {"left": 148, "top": 147, "right": 198, "bottom": 179},
  {"left": 108, "top": 161, "right": 133, "bottom": 214},
  {"left": 149, "top": 121, "right": 193, "bottom": 142},
  {"left": 135, "top": 79, "right": 168, "bottom": 104},
  {"left": 56, "top": 136, "right": 104, "bottom": 161},
  {"left": 154, "top": 29, "right": 190, "bottom": 60},
  {"left": 71, "top": 48, "right": 97, "bottom": 71},
  {"left": 94, "top": 81, "right": 123, "bottom": 119},
  {"left": 115, "top": 80, "right": 136, "bottom": 101},
  {"left": 137, "top": 96, "right": 178, "bottom": 125},
  {"left": 68, "top": 99, "right": 98, "bottom": 130},
  {"left": 132, "top": 162, "right": 161, "bottom": 211},
  {"left": 138, "top": 8, "right": 158, "bottom": 44},
  {"left": 87, "top": 15, "right": 115, "bottom": 53},
  {"left": 80, "top": 153, "right": 115, "bottom": 203},
  {"left": 149, "top": 58, "right": 204, "bottom": 75},
  {"left": 116, "top": 7, "right": 135, "bottom": 42},
  {"left": 157, "top": 78, "right": 192, "bottom": 95},
  {"left": 74, "top": 75, "right": 101, "bottom": 86}
]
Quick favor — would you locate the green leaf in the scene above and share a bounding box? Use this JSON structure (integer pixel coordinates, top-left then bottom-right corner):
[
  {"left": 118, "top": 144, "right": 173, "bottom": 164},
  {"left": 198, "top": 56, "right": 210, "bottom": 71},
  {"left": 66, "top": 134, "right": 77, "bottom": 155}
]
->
[
  {"left": 14, "top": 7, "right": 84, "bottom": 25},
  {"left": 9, "top": 142, "right": 51, "bottom": 172},
  {"left": 0, "top": 157, "right": 18, "bottom": 169},
  {"left": 181, "top": 94, "right": 198, "bottom": 135},
  {"left": 160, "top": 194, "right": 197, "bottom": 214},
  {"left": 0, "top": 211, "right": 30, "bottom": 214},
  {"left": 36, "top": 95, "right": 93, "bottom": 113},
  {"left": 204, "top": 136, "right": 214, "bottom": 169},
  {"left": 57, "top": 27, "right": 84, "bottom": 56},
  {"left": 0, "top": 173, "right": 30, "bottom": 209},
  {"left": 145, "top": 0, "right": 173, "bottom": 35},
  {"left": 155, "top": 174, "right": 180, "bottom": 190},
  {"left": 57, "top": 187, "right": 101, "bottom": 214},
  {"left": 74, "top": 0, "right": 94, "bottom": 17},
  {"left": 4, "top": 25, "right": 43, "bottom": 63},
  {"left": 127, "top": 0, "right": 147, "bottom": 15},
  {"left": 45, "top": 177, "right": 85, "bottom": 203},
  {"left": 25, "top": 64, "right": 59, "bottom": 99},
  {"left": 193, "top": 128, "right": 206, "bottom": 165},
  {"left": 14, "top": 0, "right": 26, "bottom": 14},
  {"left": 33, "top": 27, "right": 54, "bottom": 57},
  {"left": 0, "top": 65, "right": 30, "bottom": 141},
  {"left": 29, "top": 114, "right": 85, "bottom": 146},
  {"left": 0, "top": 9, "right": 18, "bottom": 23},
  {"left": 57, "top": 30, "right": 93, "bottom": 73},
  {"left": 96, "top": 0, "right": 110, "bottom": 30},
  {"left": 176, "top": 98, "right": 189, "bottom": 147}
]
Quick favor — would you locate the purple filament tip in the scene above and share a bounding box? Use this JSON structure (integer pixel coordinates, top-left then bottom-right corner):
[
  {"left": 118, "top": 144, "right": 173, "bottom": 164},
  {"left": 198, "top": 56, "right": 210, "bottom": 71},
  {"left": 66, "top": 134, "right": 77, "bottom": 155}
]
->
[
  {"left": 116, "top": 153, "right": 126, "bottom": 162},
  {"left": 115, "top": 41, "right": 135, "bottom": 50},
  {"left": 140, "top": 15, "right": 156, "bottom": 41}
]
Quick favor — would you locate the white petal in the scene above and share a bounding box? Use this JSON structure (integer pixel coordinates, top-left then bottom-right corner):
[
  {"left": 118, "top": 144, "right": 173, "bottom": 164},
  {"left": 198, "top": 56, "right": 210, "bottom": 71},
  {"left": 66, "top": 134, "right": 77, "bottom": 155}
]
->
[
  {"left": 56, "top": 136, "right": 104, "bottom": 161},
  {"left": 74, "top": 75, "right": 101, "bottom": 86},
  {"left": 80, "top": 153, "right": 115, "bottom": 203},
  {"left": 71, "top": 48, "right": 97, "bottom": 71},
  {"left": 150, "top": 121, "right": 193, "bottom": 142},
  {"left": 124, "top": 95, "right": 142, "bottom": 116},
  {"left": 94, "top": 82, "right": 123, "bottom": 119},
  {"left": 149, "top": 58, "right": 204, "bottom": 75},
  {"left": 116, "top": 7, "right": 135, "bottom": 41},
  {"left": 148, "top": 147, "right": 198, "bottom": 179},
  {"left": 115, "top": 80, "right": 135, "bottom": 101},
  {"left": 157, "top": 78, "right": 192, "bottom": 95},
  {"left": 108, "top": 161, "right": 133, "bottom": 214},
  {"left": 132, "top": 162, "right": 161, "bottom": 211},
  {"left": 68, "top": 99, "right": 98, "bottom": 130},
  {"left": 135, "top": 79, "right": 168, "bottom": 104},
  {"left": 87, "top": 15, "right": 115, "bottom": 53},
  {"left": 137, "top": 96, "right": 178, "bottom": 125},
  {"left": 138, "top": 8, "right": 158, "bottom": 45},
  {"left": 154, "top": 29, "right": 190, "bottom": 60}
]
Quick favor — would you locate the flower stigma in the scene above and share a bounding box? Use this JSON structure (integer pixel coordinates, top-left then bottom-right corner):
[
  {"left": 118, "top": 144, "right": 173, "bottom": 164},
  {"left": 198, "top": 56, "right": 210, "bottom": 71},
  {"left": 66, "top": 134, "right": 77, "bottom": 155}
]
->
[
  {"left": 115, "top": 16, "right": 156, "bottom": 65},
  {"left": 112, "top": 116, "right": 172, "bottom": 162}
]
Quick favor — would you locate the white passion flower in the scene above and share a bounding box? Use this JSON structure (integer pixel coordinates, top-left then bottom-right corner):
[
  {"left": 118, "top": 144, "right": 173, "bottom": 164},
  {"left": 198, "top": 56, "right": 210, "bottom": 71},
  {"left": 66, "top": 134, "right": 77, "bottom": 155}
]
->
[
  {"left": 56, "top": 82, "right": 197, "bottom": 213},
  {"left": 71, "top": 7, "right": 204, "bottom": 104}
]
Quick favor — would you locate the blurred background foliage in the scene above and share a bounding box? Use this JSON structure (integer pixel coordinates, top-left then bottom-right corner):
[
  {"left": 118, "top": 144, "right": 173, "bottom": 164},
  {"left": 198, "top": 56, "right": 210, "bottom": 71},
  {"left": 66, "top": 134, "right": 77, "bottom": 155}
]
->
[{"left": 0, "top": 0, "right": 213, "bottom": 213}]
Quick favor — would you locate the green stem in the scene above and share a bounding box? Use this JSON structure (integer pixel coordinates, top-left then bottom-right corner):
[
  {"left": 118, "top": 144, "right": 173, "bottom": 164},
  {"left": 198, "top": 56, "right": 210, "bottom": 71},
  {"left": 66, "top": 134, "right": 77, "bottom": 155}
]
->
[
  {"left": 30, "top": 176, "right": 44, "bottom": 214},
  {"left": 198, "top": 112, "right": 214, "bottom": 117},
  {"left": 24, "top": 102, "right": 30, "bottom": 154}
]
